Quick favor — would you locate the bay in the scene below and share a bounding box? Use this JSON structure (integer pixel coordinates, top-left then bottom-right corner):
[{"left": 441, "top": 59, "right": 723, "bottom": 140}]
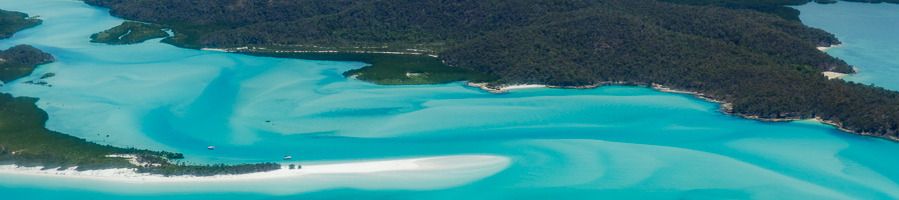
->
[{"left": 1, "top": 1, "right": 898, "bottom": 199}]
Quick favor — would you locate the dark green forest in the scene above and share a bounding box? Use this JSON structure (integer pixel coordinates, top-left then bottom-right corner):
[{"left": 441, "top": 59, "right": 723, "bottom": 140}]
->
[
  {"left": 0, "top": 9, "right": 41, "bottom": 39},
  {"left": 0, "top": 45, "right": 54, "bottom": 83},
  {"left": 81, "top": 0, "right": 899, "bottom": 140},
  {"left": 90, "top": 21, "right": 169, "bottom": 45}
]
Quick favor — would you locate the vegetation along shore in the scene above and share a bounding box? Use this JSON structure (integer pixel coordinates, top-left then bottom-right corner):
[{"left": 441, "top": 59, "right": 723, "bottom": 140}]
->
[
  {"left": 0, "top": 9, "right": 41, "bottom": 39},
  {"left": 90, "top": 21, "right": 169, "bottom": 45},
  {"left": 0, "top": 9, "right": 280, "bottom": 176},
  {"left": 81, "top": 0, "right": 899, "bottom": 141}
]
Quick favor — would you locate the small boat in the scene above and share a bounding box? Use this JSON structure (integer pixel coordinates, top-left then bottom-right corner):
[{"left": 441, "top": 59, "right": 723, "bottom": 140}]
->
[
  {"left": 283, "top": 155, "right": 293, "bottom": 160},
  {"left": 207, "top": 146, "right": 216, "bottom": 150}
]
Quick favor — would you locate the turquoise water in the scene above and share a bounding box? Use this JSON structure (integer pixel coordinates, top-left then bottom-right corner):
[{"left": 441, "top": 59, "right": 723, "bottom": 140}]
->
[{"left": 1, "top": 0, "right": 899, "bottom": 199}]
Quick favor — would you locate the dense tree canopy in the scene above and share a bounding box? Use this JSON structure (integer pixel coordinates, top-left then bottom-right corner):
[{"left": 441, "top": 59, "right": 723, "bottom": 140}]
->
[
  {"left": 0, "top": 9, "right": 41, "bottom": 39},
  {"left": 90, "top": 21, "right": 169, "bottom": 45},
  {"left": 0, "top": 45, "right": 54, "bottom": 83}
]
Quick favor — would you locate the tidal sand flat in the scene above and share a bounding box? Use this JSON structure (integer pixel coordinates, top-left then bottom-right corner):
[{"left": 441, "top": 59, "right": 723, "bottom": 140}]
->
[
  {"left": 0, "top": 155, "right": 510, "bottom": 194},
  {"left": 1, "top": 0, "right": 899, "bottom": 199}
]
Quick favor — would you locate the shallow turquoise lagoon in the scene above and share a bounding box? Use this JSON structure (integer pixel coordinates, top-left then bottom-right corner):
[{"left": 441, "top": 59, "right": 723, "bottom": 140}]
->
[{"left": 1, "top": 0, "right": 899, "bottom": 199}]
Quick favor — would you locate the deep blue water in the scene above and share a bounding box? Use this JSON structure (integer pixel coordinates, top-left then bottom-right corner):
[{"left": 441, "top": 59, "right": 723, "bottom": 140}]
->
[{"left": 1, "top": 1, "right": 899, "bottom": 199}]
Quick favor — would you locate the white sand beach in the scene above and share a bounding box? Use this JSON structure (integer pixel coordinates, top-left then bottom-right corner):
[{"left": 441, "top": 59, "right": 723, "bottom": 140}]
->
[
  {"left": 0, "top": 155, "right": 510, "bottom": 183},
  {"left": 0, "top": 155, "right": 511, "bottom": 194},
  {"left": 822, "top": 71, "right": 847, "bottom": 79},
  {"left": 502, "top": 84, "right": 547, "bottom": 90},
  {"left": 199, "top": 47, "right": 231, "bottom": 52},
  {"left": 817, "top": 44, "right": 841, "bottom": 52},
  {"left": 467, "top": 82, "right": 547, "bottom": 93}
]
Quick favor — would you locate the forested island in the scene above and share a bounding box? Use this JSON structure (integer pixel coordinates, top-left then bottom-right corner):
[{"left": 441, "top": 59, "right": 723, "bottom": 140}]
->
[
  {"left": 0, "top": 45, "right": 54, "bottom": 83},
  {"left": 0, "top": 9, "right": 41, "bottom": 39},
  {"left": 0, "top": 11, "right": 281, "bottom": 176},
  {"left": 90, "top": 21, "right": 169, "bottom": 45},
  {"left": 80, "top": 0, "right": 899, "bottom": 141}
]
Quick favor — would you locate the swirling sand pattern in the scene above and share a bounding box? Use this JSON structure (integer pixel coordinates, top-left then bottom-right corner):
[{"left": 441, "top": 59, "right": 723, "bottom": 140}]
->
[{"left": 1, "top": 0, "right": 898, "bottom": 199}]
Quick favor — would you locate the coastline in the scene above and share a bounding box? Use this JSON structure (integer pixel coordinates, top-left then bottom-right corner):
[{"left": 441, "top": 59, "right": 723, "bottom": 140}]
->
[
  {"left": 200, "top": 46, "right": 440, "bottom": 58},
  {"left": 466, "top": 82, "right": 548, "bottom": 93},
  {"left": 457, "top": 42, "right": 893, "bottom": 142},
  {"left": 0, "top": 155, "right": 510, "bottom": 183},
  {"left": 5, "top": 0, "right": 899, "bottom": 197},
  {"left": 202, "top": 44, "right": 886, "bottom": 143},
  {"left": 466, "top": 80, "right": 896, "bottom": 142},
  {"left": 822, "top": 71, "right": 848, "bottom": 79},
  {"left": 817, "top": 44, "right": 841, "bottom": 52},
  {"left": 818, "top": 44, "right": 849, "bottom": 79},
  {"left": 81, "top": 0, "right": 896, "bottom": 144}
]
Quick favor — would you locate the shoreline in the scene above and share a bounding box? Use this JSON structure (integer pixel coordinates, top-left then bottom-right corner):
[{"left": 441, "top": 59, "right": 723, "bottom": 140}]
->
[
  {"left": 818, "top": 44, "right": 850, "bottom": 79},
  {"left": 466, "top": 81, "right": 896, "bottom": 142},
  {"left": 0, "top": 155, "right": 510, "bottom": 183},
  {"left": 458, "top": 43, "right": 894, "bottom": 142},
  {"left": 817, "top": 44, "right": 841, "bottom": 52},
  {"left": 200, "top": 47, "right": 440, "bottom": 58},
  {"left": 177, "top": 44, "right": 890, "bottom": 143},
  {"left": 466, "top": 82, "right": 548, "bottom": 93},
  {"left": 822, "top": 71, "right": 848, "bottom": 79}
]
